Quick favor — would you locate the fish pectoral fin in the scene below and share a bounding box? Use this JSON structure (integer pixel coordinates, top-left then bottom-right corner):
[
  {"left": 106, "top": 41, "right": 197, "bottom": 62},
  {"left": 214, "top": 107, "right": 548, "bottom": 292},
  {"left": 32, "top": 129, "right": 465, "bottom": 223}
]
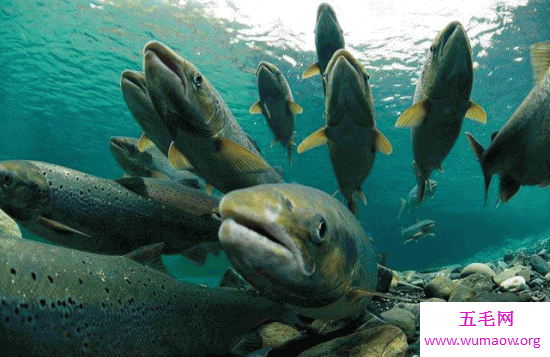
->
[
  {"left": 214, "top": 138, "right": 270, "bottom": 173},
  {"left": 394, "top": 99, "right": 429, "bottom": 127},
  {"left": 270, "top": 138, "right": 277, "bottom": 148},
  {"left": 150, "top": 170, "right": 170, "bottom": 179},
  {"left": 465, "top": 100, "right": 487, "bottom": 124},
  {"left": 438, "top": 165, "right": 444, "bottom": 174},
  {"left": 302, "top": 62, "right": 321, "bottom": 79},
  {"left": 180, "top": 245, "right": 209, "bottom": 266},
  {"left": 288, "top": 101, "right": 303, "bottom": 115},
  {"left": 249, "top": 101, "right": 263, "bottom": 115},
  {"left": 219, "top": 267, "right": 247, "bottom": 289},
  {"left": 115, "top": 177, "right": 150, "bottom": 197},
  {"left": 205, "top": 183, "right": 215, "bottom": 196},
  {"left": 355, "top": 189, "right": 367, "bottom": 206},
  {"left": 347, "top": 288, "right": 413, "bottom": 303},
  {"left": 374, "top": 128, "right": 393, "bottom": 155},
  {"left": 136, "top": 132, "right": 156, "bottom": 152},
  {"left": 297, "top": 126, "right": 328, "bottom": 154},
  {"left": 124, "top": 243, "right": 167, "bottom": 273},
  {"left": 529, "top": 42, "right": 550, "bottom": 85},
  {"left": 499, "top": 174, "right": 521, "bottom": 204},
  {"left": 37, "top": 216, "right": 90, "bottom": 238},
  {"left": 168, "top": 142, "right": 194, "bottom": 170}
]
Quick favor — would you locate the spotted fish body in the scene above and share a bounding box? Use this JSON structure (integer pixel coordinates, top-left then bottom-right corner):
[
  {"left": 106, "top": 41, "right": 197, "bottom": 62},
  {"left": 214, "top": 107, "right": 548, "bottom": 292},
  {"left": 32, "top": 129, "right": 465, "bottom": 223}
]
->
[
  {"left": 250, "top": 61, "right": 302, "bottom": 164},
  {"left": 109, "top": 136, "right": 203, "bottom": 189},
  {"left": 218, "top": 183, "right": 378, "bottom": 320},
  {"left": 0, "top": 236, "right": 288, "bottom": 356},
  {"left": 143, "top": 41, "right": 284, "bottom": 194},
  {"left": 0, "top": 160, "right": 219, "bottom": 255},
  {"left": 401, "top": 219, "right": 436, "bottom": 243}
]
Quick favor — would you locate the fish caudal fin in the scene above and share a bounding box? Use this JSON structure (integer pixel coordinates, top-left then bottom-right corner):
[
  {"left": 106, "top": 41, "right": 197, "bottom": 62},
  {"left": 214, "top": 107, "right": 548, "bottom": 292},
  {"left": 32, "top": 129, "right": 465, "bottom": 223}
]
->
[
  {"left": 214, "top": 138, "right": 270, "bottom": 173},
  {"left": 499, "top": 174, "right": 521, "bottom": 204},
  {"left": 302, "top": 62, "right": 321, "bottom": 79},
  {"left": 465, "top": 100, "right": 487, "bottom": 124},
  {"left": 394, "top": 99, "right": 429, "bottom": 127},
  {"left": 465, "top": 131, "right": 491, "bottom": 205},
  {"left": 530, "top": 42, "right": 550, "bottom": 86},
  {"left": 297, "top": 126, "right": 328, "bottom": 154}
]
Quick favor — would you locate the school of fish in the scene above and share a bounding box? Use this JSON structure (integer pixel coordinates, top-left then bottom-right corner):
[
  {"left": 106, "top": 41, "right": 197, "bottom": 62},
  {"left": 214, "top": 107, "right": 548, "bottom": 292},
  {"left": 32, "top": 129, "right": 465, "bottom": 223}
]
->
[{"left": 2, "top": 1, "right": 550, "bottom": 356}]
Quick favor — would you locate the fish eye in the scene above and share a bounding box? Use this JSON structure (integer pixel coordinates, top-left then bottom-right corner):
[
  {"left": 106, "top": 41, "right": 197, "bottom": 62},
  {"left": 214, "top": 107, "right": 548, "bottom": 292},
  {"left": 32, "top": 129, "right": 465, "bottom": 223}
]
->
[
  {"left": 2, "top": 173, "right": 13, "bottom": 186},
  {"left": 429, "top": 44, "right": 435, "bottom": 52},
  {"left": 193, "top": 74, "right": 203, "bottom": 86},
  {"left": 311, "top": 214, "right": 327, "bottom": 244}
]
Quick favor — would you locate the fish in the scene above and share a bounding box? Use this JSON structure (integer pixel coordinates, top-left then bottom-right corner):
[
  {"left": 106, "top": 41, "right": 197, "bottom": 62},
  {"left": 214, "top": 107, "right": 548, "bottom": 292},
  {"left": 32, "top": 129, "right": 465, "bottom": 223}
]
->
[
  {"left": 109, "top": 136, "right": 203, "bottom": 188},
  {"left": 120, "top": 70, "right": 173, "bottom": 156},
  {"left": 0, "top": 236, "right": 293, "bottom": 356},
  {"left": 394, "top": 21, "right": 486, "bottom": 202},
  {"left": 218, "top": 183, "right": 379, "bottom": 320},
  {"left": 401, "top": 219, "right": 436, "bottom": 244},
  {"left": 297, "top": 49, "right": 393, "bottom": 215},
  {"left": 397, "top": 179, "right": 437, "bottom": 218},
  {"left": 143, "top": 41, "right": 284, "bottom": 194},
  {"left": 466, "top": 42, "right": 550, "bottom": 204},
  {"left": 249, "top": 61, "right": 303, "bottom": 164},
  {"left": 0, "top": 160, "right": 219, "bottom": 256},
  {"left": 0, "top": 208, "right": 21, "bottom": 238},
  {"left": 302, "top": 2, "right": 346, "bottom": 94}
]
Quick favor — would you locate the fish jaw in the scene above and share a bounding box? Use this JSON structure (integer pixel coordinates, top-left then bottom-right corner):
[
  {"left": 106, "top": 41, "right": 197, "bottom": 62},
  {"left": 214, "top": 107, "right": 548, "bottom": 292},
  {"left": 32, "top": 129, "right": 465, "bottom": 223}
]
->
[
  {"left": 425, "top": 21, "right": 473, "bottom": 100},
  {"left": 256, "top": 61, "right": 288, "bottom": 99},
  {"left": 108, "top": 136, "right": 153, "bottom": 171},
  {"left": 120, "top": 70, "right": 147, "bottom": 95}
]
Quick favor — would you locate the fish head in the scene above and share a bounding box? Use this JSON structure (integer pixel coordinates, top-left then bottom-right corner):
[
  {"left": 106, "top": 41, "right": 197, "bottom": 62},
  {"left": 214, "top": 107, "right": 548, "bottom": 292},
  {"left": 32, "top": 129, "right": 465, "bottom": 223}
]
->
[
  {"left": 423, "top": 220, "right": 436, "bottom": 232},
  {"left": 422, "top": 21, "right": 473, "bottom": 100},
  {"left": 120, "top": 70, "right": 158, "bottom": 126},
  {"left": 0, "top": 161, "right": 49, "bottom": 220},
  {"left": 219, "top": 183, "right": 361, "bottom": 310},
  {"left": 324, "top": 49, "right": 374, "bottom": 126},
  {"left": 143, "top": 41, "right": 223, "bottom": 138},
  {"left": 256, "top": 61, "right": 289, "bottom": 98},
  {"left": 109, "top": 136, "right": 153, "bottom": 168}
]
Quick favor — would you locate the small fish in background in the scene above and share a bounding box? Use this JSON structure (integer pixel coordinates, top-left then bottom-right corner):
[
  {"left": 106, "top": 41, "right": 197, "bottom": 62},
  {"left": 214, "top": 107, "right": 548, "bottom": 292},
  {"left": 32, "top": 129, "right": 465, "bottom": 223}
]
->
[
  {"left": 401, "top": 219, "right": 436, "bottom": 244},
  {"left": 143, "top": 41, "right": 284, "bottom": 194},
  {"left": 398, "top": 179, "right": 437, "bottom": 218},
  {"left": 109, "top": 136, "right": 203, "bottom": 189},
  {"left": 302, "top": 2, "right": 346, "bottom": 95},
  {"left": 298, "top": 49, "right": 392, "bottom": 216},
  {"left": 218, "top": 183, "right": 380, "bottom": 320},
  {"left": 395, "top": 21, "right": 486, "bottom": 202},
  {"left": 250, "top": 61, "right": 303, "bottom": 164},
  {"left": 0, "top": 236, "right": 294, "bottom": 356},
  {"left": 120, "top": 70, "right": 173, "bottom": 156},
  {"left": 0, "top": 160, "right": 220, "bottom": 258},
  {"left": 466, "top": 42, "right": 550, "bottom": 205}
]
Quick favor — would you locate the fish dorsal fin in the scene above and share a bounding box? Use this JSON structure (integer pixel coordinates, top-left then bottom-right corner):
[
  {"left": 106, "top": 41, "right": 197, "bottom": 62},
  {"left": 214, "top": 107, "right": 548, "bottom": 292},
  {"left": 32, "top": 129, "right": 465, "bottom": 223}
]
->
[
  {"left": 288, "top": 101, "right": 303, "bottom": 115},
  {"left": 37, "top": 216, "right": 91, "bottom": 238},
  {"left": 297, "top": 126, "right": 328, "bottom": 154},
  {"left": 465, "top": 132, "right": 485, "bottom": 163},
  {"left": 394, "top": 99, "right": 429, "bottom": 127},
  {"left": 302, "top": 62, "right": 321, "bottom": 79},
  {"left": 115, "top": 177, "right": 150, "bottom": 197},
  {"left": 137, "top": 132, "right": 156, "bottom": 152},
  {"left": 124, "top": 243, "right": 167, "bottom": 273},
  {"left": 530, "top": 42, "right": 550, "bottom": 85},
  {"left": 219, "top": 267, "right": 249, "bottom": 289},
  {"left": 490, "top": 131, "right": 499, "bottom": 142},
  {"left": 150, "top": 170, "right": 170, "bottom": 179},
  {"left": 214, "top": 138, "right": 269, "bottom": 173},
  {"left": 374, "top": 128, "right": 393, "bottom": 155},
  {"left": 465, "top": 100, "right": 487, "bottom": 124},
  {"left": 168, "top": 142, "right": 194, "bottom": 170},
  {"left": 180, "top": 244, "right": 209, "bottom": 266},
  {"left": 347, "top": 288, "right": 413, "bottom": 303},
  {"left": 249, "top": 101, "right": 263, "bottom": 115}
]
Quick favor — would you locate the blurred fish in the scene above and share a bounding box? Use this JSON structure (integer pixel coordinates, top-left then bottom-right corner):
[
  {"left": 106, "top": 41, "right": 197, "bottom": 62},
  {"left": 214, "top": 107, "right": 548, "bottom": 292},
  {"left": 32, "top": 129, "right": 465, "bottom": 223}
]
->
[
  {"left": 397, "top": 179, "right": 437, "bottom": 218},
  {"left": 297, "top": 49, "right": 392, "bottom": 215},
  {"left": 466, "top": 42, "right": 550, "bottom": 204},
  {"left": 0, "top": 208, "right": 21, "bottom": 238},
  {"left": 250, "top": 61, "right": 303, "bottom": 164},
  {"left": 401, "top": 219, "right": 435, "bottom": 244},
  {"left": 109, "top": 136, "right": 203, "bottom": 189},
  {"left": 120, "top": 70, "right": 173, "bottom": 155},
  {"left": 0, "top": 160, "right": 219, "bottom": 256},
  {"left": 0, "top": 236, "right": 293, "bottom": 356},
  {"left": 143, "top": 41, "right": 284, "bottom": 194},
  {"left": 395, "top": 21, "right": 486, "bottom": 202},
  {"left": 218, "top": 183, "right": 379, "bottom": 320},
  {"left": 302, "top": 3, "right": 345, "bottom": 94}
]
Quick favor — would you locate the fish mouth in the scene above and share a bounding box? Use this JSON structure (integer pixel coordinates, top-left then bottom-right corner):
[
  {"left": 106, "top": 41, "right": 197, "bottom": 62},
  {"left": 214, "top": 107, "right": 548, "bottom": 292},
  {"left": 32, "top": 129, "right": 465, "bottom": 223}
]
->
[
  {"left": 256, "top": 61, "right": 277, "bottom": 77},
  {"left": 109, "top": 136, "right": 132, "bottom": 155},
  {"left": 120, "top": 70, "right": 147, "bottom": 93},
  {"left": 317, "top": 3, "right": 338, "bottom": 27}
]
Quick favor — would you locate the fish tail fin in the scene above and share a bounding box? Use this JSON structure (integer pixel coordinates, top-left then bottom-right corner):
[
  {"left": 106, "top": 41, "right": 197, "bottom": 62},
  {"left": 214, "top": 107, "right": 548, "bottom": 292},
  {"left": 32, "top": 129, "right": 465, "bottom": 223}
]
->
[
  {"left": 465, "top": 132, "right": 491, "bottom": 205},
  {"left": 398, "top": 198, "right": 406, "bottom": 219}
]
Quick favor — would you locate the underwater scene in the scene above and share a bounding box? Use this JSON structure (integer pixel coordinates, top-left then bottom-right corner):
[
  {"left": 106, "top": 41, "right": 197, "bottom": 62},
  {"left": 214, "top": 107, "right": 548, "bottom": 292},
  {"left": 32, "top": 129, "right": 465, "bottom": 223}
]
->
[{"left": 1, "top": 0, "right": 550, "bottom": 356}]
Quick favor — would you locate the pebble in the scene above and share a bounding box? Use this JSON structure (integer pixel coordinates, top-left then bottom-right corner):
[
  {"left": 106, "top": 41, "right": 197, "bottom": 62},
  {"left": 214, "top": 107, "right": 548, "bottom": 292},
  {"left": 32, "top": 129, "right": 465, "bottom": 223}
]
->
[
  {"left": 503, "top": 249, "right": 514, "bottom": 263},
  {"left": 500, "top": 276, "right": 528, "bottom": 292},
  {"left": 529, "top": 255, "right": 550, "bottom": 275},
  {"left": 494, "top": 265, "right": 532, "bottom": 285},
  {"left": 460, "top": 263, "right": 496, "bottom": 278},
  {"left": 449, "top": 272, "right": 495, "bottom": 302},
  {"left": 545, "top": 272, "right": 550, "bottom": 281},
  {"left": 425, "top": 276, "right": 457, "bottom": 300}
]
